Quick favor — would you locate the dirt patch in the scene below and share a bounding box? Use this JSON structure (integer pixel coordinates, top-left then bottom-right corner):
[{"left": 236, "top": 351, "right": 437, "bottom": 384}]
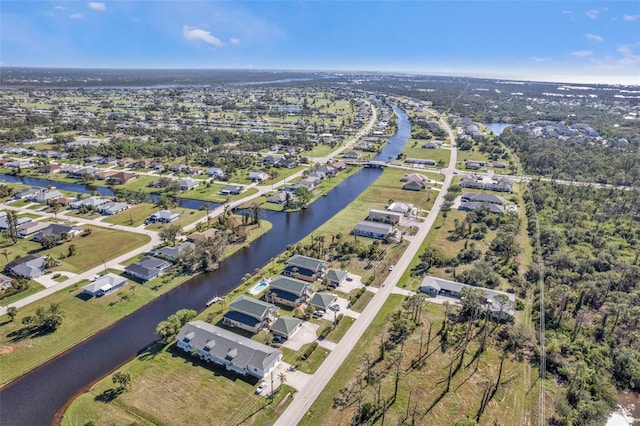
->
[{"left": 0, "top": 344, "right": 16, "bottom": 355}]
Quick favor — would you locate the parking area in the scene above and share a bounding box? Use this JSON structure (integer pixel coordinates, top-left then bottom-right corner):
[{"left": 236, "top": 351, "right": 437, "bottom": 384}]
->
[
  {"left": 281, "top": 321, "right": 319, "bottom": 351},
  {"left": 335, "top": 273, "right": 363, "bottom": 293}
]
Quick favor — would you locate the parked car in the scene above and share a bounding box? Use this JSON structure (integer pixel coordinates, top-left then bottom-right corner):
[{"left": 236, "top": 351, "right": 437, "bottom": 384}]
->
[
  {"left": 313, "top": 310, "right": 325, "bottom": 318},
  {"left": 388, "top": 265, "right": 395, "bottom": 271},
  {"left": 255, "top": 382, "right": 267, "bottom": 394},
  {"left": 329, "top": 304, "right": 341, "bottom": 311}
]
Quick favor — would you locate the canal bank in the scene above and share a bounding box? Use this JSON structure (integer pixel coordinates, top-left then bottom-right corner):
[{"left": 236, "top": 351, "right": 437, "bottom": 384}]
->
[{"left": 0, "top": 104, "right": 412, "bottom": 425}]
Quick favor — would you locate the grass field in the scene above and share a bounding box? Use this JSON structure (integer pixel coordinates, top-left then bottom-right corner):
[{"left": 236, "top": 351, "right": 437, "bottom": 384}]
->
[
  {"left": 400, "top": 141, "right": 451, "bottom": 168},
  {"left": 61, "top": 343, "right": 296, "bottom": 426},
  {"left": 300, "top": 295, "right": 536, "bottom": 426}
]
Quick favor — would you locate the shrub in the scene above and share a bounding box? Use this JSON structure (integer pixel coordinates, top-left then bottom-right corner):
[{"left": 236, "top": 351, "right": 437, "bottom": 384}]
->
[{"left": 301, "top": 342, "right": 318, "bottom": 360}]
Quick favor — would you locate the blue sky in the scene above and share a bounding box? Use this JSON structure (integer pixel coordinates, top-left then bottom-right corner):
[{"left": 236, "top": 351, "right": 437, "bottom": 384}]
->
[{"left": 1, "top": 1, "right": 639, "bottom": 84}]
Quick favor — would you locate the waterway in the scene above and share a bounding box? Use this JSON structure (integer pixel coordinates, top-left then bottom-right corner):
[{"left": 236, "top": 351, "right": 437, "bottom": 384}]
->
[
  {"left": 0, "top": 174, "right": 216, "bottom": 211},
  {"left": 484, "top": 122, "right": 512, "bottom": 136},
  {"left": 0, "top": 105, "right": 411, "bottom": 425}
]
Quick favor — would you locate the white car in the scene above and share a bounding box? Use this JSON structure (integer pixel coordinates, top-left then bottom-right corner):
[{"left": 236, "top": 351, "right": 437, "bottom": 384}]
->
[
  {"left": 329, "top": 304, "right": 341, "bottom": 311},
  {"left": 388, "top": 265, "right": 395, "bottom": 271},
  {"left": 255, "top": 382, "right": 267, "bottom": 394}
]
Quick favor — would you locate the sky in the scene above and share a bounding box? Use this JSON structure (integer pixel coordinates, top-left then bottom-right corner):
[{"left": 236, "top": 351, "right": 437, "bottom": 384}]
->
[{"left": 1, "top": 1, "right": 639, "bottom": 85}]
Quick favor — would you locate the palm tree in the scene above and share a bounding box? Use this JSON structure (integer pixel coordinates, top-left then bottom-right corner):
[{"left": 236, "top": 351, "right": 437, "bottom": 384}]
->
[{"left": 278, "top": 372, "right": 287, "bottom": 390}]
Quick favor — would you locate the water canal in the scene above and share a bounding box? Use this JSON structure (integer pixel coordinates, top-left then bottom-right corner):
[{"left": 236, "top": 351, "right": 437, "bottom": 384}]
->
[{"left": 0, "top": 105, "right": 411, "bottom": 425}]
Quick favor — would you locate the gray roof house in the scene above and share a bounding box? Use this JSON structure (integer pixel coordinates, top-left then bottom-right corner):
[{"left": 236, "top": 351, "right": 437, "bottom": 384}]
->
[
  {"left": 309, "top": 292, "right": 338, "bottom": 311},
  {"left": 419, "top": 276, "right": 515, "bottom": 320},
  {"left": 30, "top": 189, "right": 63, "bottom": 204},
  {"left": 33, "top": 223, "right": 83, "bottom": 242},
  {"left": 152, "top": 241, "right": 195, "bottom": 261},
  {"left": 179, "top": 178, "right": 200, "bottom": 190},
  {"left": 223, "top": 296, "right": 278, "bottom": 333},
  {"left": 368, "top": 209, "right": 402, "bottom": 224},
  {"left": 82, "top": 273, "right": 127, "bottom": 297},
  {"left": 266, "top": 275, "right": 313, "bottom": 307},
  {"left": 176, "top": 321, "right": 282, "bottom": 379},
  {"left": 17, "top": 221, "right": 51, "bottom": 239},
  {"left": 458, "top": 202, "right": 505, "bottom": 215},
  {"left": 97, "top": 201, "right": 129, "bottom": 215},
  {"left": 271, "top": 316, "right": 303, "bottom": 339},
  {"left": 14, "top": 187, "right": 42, "bottom": 200},
  {"left": 147, "top": 210, "right": 180, "bottom": 223},
  {"left": 353, "top": 220, "right": 393, "bottom": 240},
  {"left": 219, "top": 185, "right": 245, "bottom": 196},
  {"left": 284, "top": 255, "right": 327, "bottom": 282},
  {"left": 7, "top": 255, "right": 47, "bottom": 279},
  {"left": 460, "top": 193, "right": 505, "bottom": 205},
  {"left": 69, "top": 196, "right": 107, "bottom": 210},
  {"left": 387, "top": 202, "right": 414, "bottom": 215},
  {"left": 249, "top": 171, "right": 269, "bottom": 182},
  {"left": 0, "top": 214, "right": 32, "bottom": 230},
  {"left": 325, "top": 269, "right": 348, "bottom": 288},
  {"left": 124, "top": 256, "right": 173, "bottom": 281}
]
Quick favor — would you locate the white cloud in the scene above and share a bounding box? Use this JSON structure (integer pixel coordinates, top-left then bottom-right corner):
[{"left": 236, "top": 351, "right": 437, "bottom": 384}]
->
[
  {"left": 571, "top": 50, "right": 593, "bottom": 57},
  {"left": 54, "top": 5, "right": 65, "bottom": 10},
  {"left": 183, "top": 26, "right": 224, "bottom": 47},
  {"left": 531, "top": 57, "right": 551, "bottom": 63},
  {"left": 230, "top": 37, "right": 240, "bottom": 45},
  {"left": 561, "top": 10, "right": 573, "bottom": 14},
  {"left": 88, "top": 2, "right": 106, "bottom": 12},
  {"left": 585, "top": 33, "right": 603, "bottom": 42},
  {"left": 69, "top": 13, "right": 84, "bottom": 19},
  {"left": 623, "top": 14, "right": 638, "bottom": 21},
  {"left": 586, "top": 9, "right": 599, "bottom": 19}
]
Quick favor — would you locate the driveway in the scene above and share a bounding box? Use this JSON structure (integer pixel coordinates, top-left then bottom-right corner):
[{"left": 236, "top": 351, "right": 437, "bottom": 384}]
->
[
  {"left": 35, "top": 271, "right": 78, "bottom": 289},
  {"left": 263, "top": 362, "right": 312, "bottom": 394},
  {"left": 282, "top": 321, "right": 319, "bottom": 351},
  {"left": 335, "top": 274, "right": 363, "bottom": 293}
]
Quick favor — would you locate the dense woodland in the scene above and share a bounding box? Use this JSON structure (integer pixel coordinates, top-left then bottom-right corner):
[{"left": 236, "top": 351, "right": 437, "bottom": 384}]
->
[
  {"left": 501, "top": 129, "right": 640, "bottom": 186},
  {"left": 525, "top": 181, "right": 640, "bottom": 424}
]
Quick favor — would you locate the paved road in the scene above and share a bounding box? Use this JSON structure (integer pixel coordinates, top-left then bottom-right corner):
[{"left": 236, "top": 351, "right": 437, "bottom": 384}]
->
[
  {"left": 275, "top": 113, "right": 458, "bottom": 425},
  {"left": 0, "top": 99, "right": 378, "bottom": 315}
]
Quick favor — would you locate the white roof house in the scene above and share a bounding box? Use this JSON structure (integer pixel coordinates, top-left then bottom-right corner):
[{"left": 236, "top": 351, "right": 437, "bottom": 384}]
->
[{"left": 82, "top": 273, "right": 127, "bottom": 297}]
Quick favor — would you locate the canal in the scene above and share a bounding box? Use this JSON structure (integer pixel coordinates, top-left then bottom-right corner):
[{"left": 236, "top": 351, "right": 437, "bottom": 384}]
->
[{"left": 0, "top": 105, "right": 411, "bottom": 425}]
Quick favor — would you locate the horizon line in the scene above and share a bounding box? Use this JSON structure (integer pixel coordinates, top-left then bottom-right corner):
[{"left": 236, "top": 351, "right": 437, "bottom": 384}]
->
[{"left": 1, "top": 65, "right": 638, "bottom": 87}]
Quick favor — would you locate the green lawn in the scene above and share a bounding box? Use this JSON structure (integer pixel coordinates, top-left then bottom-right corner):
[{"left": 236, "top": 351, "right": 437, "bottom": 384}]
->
[
  {"left": 102, "top": 203, "right": 157, "bottom": 226},
  {"left": 179, "top": 182, "right": 259, "bottom": 203},
  {"left": 61, "top": 343, "right": 296, "bottom": 426},
  {"left": 0, "top": 222, "right": 271, "bottom": 386},
  {"left": 400, "top": 141, "right": 451, "bottom": 167},
  {"left": 326, "top": 315, "right": 355, "bottom": 343}
]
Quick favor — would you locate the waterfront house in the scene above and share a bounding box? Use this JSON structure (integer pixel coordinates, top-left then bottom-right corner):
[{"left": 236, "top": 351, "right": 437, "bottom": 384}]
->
[
  {"left": 283, "top": 255, "right": 327, "bottom": 282},
  {"left": 353, "top": 220, "right": 393, "bottom": 240},
  {"left": 147, "top": 210, "right": 180, "bottom": 223},
  {"left": 125, "top": 256, "right": 173, "bottom": 281},
  {"left": 223, "top": 296, "right": 278, "bottom": 333},
  {"left": 266, "top": 275, "right": 313, "bottom": 307},
  {"left": 82, "top": 273, "right": 127, "bottom": 297},
  {"left": 176, "top": 321, "right": 282, "bottom": 378}
]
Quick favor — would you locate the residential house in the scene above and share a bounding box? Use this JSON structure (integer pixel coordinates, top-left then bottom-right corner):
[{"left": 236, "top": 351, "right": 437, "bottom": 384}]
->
[
  {"left": 341, "top": 151, "right": 359, "bottom": 159},
  {"left": 40, "top": 164, "right": 61, "bottom": 174},
  {"left": 0, "top": 273, "right": 15, "bottom": 292},
  {"left": 465, "top": 160, "right": 485, "bottom": 170},
  {"left": 13, "top": 187, "right": 42, "bottom": 200},
  {"left": 458, "top": 202, "right": 504, "bottom": 215},
  {"left": 353, "top": 220, "right": 393, "bottom": 240},
  {"left": 368, "top": 209, "right": 402, "bottom": 225},
  {"left": 30, "top": 189, "right": 63, "bottom": 204},
  {"left": 419, "top": 276, "right": 515, "bottom": 320},
  {"left": 152, "top": 241, "right": 195, "bottom": 261},
  {"left": 82, "top": 273, "right": 127, "bottom": 297},
  {"left": 249, "top": 171, "right": 269, "bottom": 182},
  {"left": 107, "top": 171, "right": 138, "bottom": 185},
  {"left": 223, "top": 296, "right": 278, "bottom": 333},
  {"left": 283, "top": 255, "right": 327, "bottom": 282},
  {"left": 17, "top": 221, "right": 50, "bottom": 239},
  {"left": 125, "top": 256, "right": 173, "bottom": 281},
  {"left": 325, "top": 269, "right": 348, "bottom": 288},
  {"left": 187, "top": 228, "right": 218, "bottom": 242},
  {"left": 402, "top": 178, "right": 428, "bottom": 191},
  {"left": 460, "top": 193, "right": 505, "bottom": 205},
  {"left": 270, "top": 316, "right": 303, "bottom": 339},
  {"left": 266, "top": 275, "right": 313, "bottom": 307},
  {"left": 33, "top": 223, "right": 83, "bottom": 243},
  {"left": 219, "top": 186, "right": 245, "bottom": 196},
  {"left": 329, "top": 160, "right": 347, "bottom": 170},
  {"left": 70, "top": 197, "right": 107, "bottom": 210},
  {"left": 7, "top": 255, "right": 47, "bottom": 279},
  {"left": 317, "top": 166, "right": 337, "bottom": 177},
  {"left": 179, "top": 178, "right": 200, "bottom": 191},
  {"left": 309, "top": 292, "right": 338, "bottom": 311},
  {"left": 147, "top": 210, "right": 180, "bottom": 223},
  {"left": 0, "top": 214, "right": 31, "bottom": 231},
  {"left": 387, "top": 202, "right": 414, "bottom": 216},
  {"left": 206, "top": 167, "right": 225, "bottom": 179},
  {"left": 97, "top": 202, "right": 129, "bottom": 215},
  {"left": 176, "top": 321, "right": 282, "bottom": 378},
  {"left": 404, "top": 158, "right": 436, "bottom": 166},
  {"left": 268, "top": 192, "right": 290, "bottom": 204}
]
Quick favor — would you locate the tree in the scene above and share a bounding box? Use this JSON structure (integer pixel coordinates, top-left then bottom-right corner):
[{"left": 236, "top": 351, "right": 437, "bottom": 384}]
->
[
  {"left": 39, "top": 234, "right": 59, "bottom": 249},
  {"left": 278, "top": 372, "right": 287, "bottom": 390},
  {"left": 4, "top": 211, "right": 18, "bottom": 244},
  {"left": 48, "top": 199, "right": 61, "bottom": 222},
  {"left": 295, "top": 187, "right": 312, "bottom": 208},
  {"left": 111, "top": 371, "right": 132, "bottom": 390},
  {"left": 159, "top": 223, "right": 183, "bottom": 246},
  {"left": 7, "top": 306, "right": 17, "bottom": 322},
  {"left": 68, "top": 244, "right": 77, "bottom": 257},
  {"left": 1, "top": 249, "right": 10, "bottom": 263},
  {"left": 156, "top": 309, "right": 197, "bottom": 343}
]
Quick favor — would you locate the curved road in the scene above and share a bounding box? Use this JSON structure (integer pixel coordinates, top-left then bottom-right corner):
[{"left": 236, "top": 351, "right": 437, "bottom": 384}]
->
[{"left": 275, "top": 114, "right": 458, "bottom": 425}]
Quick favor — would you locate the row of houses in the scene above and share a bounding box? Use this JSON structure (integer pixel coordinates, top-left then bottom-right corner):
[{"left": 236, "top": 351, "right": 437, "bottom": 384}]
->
[
  {"left": 460, "top": 176, "right": 513, "bottom": 193},
  {"left": 458, "top": 193, "right": 506, "bottom": 215}
]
